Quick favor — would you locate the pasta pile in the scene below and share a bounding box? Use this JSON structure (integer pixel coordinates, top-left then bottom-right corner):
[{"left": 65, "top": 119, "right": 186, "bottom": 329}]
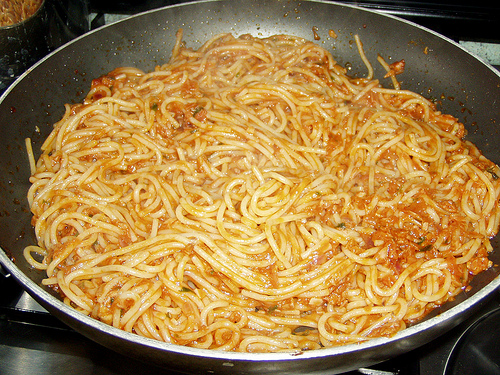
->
[
  {"left": 0, "top": 0, "right": 42, "bottom": 27},
  {"left": 25, "top": 31, "right": 500, "bottom": 352}
]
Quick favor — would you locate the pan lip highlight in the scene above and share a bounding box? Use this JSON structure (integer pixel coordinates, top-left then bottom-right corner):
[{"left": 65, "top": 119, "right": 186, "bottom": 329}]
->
[
  {"left": 2, "top": 234, "right": 499, "bottom": 361},
  {"left": 3, "top": 0, "right": 499, "bottom": 102}
]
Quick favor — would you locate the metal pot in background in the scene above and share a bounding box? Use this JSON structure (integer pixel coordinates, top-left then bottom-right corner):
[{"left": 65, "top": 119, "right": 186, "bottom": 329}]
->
[
  {"left": 0, "top": 0, "right": 90, "bottom": 94},
  {"left": 0, "top": 0, "right": 49, "bottom": 92}
]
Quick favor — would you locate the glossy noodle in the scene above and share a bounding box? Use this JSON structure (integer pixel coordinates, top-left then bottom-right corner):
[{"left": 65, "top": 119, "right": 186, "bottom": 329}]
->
[
  {"left": 25, "top": 31, "right": 500, "bottom": 352},
  {"left": 0, "top": 0, "right": 43, "bottom": 27}
]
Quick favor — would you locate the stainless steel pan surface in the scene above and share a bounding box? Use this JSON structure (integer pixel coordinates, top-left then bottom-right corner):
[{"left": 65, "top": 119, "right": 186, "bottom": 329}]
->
[{"left": 1, "top": 1, "right": 500, "bottom": 374}]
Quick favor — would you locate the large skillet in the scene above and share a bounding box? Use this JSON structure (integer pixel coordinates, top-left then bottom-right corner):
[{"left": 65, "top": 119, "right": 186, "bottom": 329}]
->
[{"left": 1, "top": 1, "right": 500, "bottom": 374}]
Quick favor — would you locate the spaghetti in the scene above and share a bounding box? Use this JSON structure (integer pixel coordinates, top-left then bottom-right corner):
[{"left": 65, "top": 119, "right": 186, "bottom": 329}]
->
[
  {"left": 25, "top": 31, "right": 500, "bottom": 352},
  {"left": 0, "top": 0, "right": 42, "bottom": 27}
]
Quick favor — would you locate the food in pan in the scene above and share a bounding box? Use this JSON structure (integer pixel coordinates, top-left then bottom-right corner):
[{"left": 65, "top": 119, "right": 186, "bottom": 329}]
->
[
  {"left": 0, "top": 0, "right": 43, "bottom": 27},
  {"left": 24, "top": 31, "right": 500, "bottom": 352}
]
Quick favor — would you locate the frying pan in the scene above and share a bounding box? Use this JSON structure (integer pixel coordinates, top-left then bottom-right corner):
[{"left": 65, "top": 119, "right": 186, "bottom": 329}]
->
[{"left": 1, "top": 1, "right": 500, "bottom": 374}]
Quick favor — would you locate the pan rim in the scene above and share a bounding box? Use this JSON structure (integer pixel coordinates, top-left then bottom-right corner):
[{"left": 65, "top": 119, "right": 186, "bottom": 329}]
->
[
  {"left": 2, "top": 0, "right": 500, "bottom": 103},
  {"left": 1, "top": 248, "right": 499, "bottom": 361}
]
